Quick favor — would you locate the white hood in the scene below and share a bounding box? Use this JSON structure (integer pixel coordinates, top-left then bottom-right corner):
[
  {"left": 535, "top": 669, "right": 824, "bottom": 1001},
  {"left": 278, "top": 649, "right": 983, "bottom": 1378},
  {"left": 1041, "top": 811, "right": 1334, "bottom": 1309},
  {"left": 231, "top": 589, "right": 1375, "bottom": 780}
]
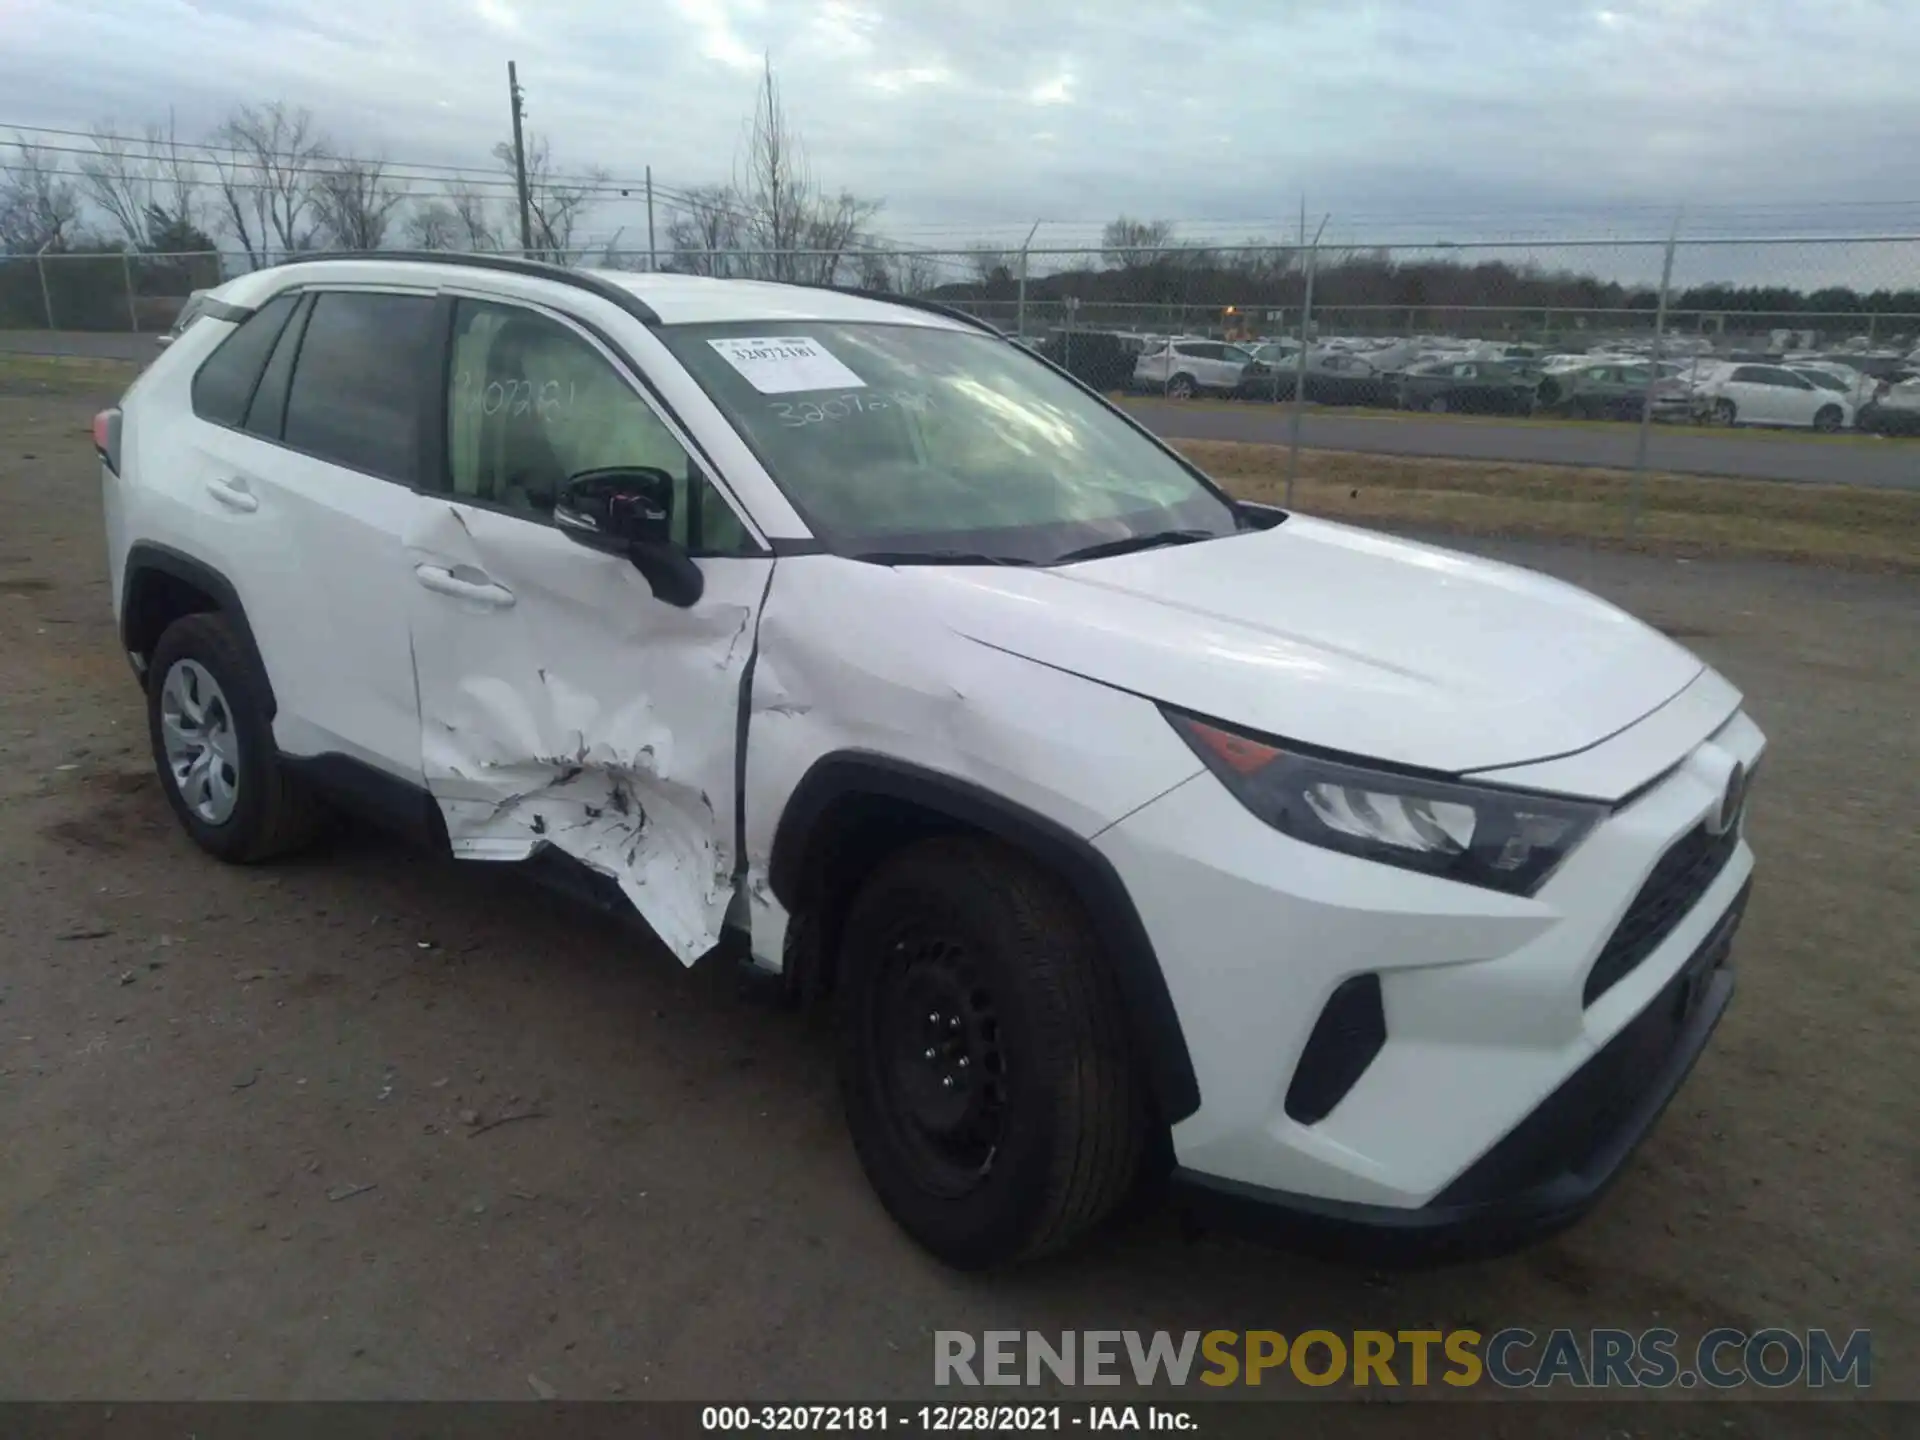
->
[{"left": 904, "top": 516, "right": 1703, "bottom": 776}]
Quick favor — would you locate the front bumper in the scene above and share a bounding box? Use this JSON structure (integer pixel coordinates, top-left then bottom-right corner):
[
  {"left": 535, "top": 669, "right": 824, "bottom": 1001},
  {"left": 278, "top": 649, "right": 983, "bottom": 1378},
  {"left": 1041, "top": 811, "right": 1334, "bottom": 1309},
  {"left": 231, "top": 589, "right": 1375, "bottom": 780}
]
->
[
  {"left": 1095, "top": 705, "right": 1765, "bottom": 1246},
  {"left": 1171, "top": 882, "right": 1744, "bottom": 1261}
]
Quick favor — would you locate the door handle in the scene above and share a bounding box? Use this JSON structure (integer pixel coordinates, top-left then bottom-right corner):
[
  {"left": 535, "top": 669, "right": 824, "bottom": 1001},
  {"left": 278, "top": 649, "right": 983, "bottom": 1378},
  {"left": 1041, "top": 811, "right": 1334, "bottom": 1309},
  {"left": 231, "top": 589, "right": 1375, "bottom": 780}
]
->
[
  {"left": 413, "top": 563, "right": 515, "bottom": 608},
  {"left": 205, "top": 477, "right": 258, "bottom": 513}
]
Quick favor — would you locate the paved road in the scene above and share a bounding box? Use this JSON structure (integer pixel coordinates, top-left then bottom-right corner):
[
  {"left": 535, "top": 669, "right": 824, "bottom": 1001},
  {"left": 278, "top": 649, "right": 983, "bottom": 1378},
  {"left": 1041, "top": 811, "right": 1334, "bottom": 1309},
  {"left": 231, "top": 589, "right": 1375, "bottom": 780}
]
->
[
  {"left": 0, "top": 329, "right": 161, "bottom": 363},
  {"left": 5, "top": 329, "right": 1915, "bottom": 490},
  {"left": 1127, "top": 399, "right": 1920, "bottom": 491}
]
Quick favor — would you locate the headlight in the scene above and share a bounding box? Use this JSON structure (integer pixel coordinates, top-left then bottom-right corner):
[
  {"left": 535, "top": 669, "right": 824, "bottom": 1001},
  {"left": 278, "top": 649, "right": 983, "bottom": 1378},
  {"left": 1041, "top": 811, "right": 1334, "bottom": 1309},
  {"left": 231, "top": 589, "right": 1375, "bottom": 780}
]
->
[{"left": 1166, "top": 711, "right": 1604, "bottom": 896}]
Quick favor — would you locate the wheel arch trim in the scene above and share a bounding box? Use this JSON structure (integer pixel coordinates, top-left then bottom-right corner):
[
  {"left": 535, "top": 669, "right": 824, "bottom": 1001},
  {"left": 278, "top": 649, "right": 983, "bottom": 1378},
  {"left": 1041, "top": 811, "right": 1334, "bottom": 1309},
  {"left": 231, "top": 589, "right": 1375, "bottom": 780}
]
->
[
  {"left": 768, "top": 750, "right": 1202, "bottom": 1123},
  {"left": 120, "top": 542, "right": 276, "bottom": 719}
]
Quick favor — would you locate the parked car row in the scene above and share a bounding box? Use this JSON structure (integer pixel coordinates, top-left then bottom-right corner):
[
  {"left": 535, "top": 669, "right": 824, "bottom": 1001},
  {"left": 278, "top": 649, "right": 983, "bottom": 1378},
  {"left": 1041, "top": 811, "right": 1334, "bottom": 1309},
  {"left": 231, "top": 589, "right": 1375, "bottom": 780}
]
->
[{"left": 1051, "top": 325, "right": 1919, "bottom": 436}]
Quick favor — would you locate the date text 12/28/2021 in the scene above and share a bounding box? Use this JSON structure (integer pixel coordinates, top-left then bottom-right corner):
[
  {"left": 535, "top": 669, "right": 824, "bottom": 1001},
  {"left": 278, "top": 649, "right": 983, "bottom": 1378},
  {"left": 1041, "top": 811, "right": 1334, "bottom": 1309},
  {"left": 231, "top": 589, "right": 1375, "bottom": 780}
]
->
[{"left": 701, "top": 1406, "right": 1194, "bottom": 1432}]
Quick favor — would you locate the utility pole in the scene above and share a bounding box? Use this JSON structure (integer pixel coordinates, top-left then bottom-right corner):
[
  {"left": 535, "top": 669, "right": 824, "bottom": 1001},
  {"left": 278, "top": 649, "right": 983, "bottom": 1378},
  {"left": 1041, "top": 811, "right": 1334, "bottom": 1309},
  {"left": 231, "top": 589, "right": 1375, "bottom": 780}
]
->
[
  {"left": 646, "top": 165, "right": 657, "bottom": 271},
  {"left": 508, "top": 61, "right": 534, "bottom": 257}
]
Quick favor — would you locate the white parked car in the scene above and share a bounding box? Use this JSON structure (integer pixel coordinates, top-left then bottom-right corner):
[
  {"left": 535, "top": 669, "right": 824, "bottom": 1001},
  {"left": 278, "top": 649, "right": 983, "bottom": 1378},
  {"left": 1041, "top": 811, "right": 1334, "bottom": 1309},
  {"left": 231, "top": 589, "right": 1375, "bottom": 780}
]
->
[
  {"left": 1133, "top": 337, "right": 1255, "bottom": 398},
  {"left": 96, "top": 255, "right": 1763, "bottom": 1268},
  {"left": 1692, "top": 362, "right": 1855, "bottom": 431},
  {"left": 1786, "top": 363, "right": 1878, "bottom": 410}
]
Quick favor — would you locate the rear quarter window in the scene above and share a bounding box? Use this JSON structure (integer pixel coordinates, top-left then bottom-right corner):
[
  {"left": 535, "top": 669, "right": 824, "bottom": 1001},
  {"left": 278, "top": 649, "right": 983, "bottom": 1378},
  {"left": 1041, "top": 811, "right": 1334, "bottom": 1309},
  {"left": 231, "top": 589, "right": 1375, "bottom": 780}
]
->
[{"left": 190, "top": 294, "right": 299, "bottom": 427}]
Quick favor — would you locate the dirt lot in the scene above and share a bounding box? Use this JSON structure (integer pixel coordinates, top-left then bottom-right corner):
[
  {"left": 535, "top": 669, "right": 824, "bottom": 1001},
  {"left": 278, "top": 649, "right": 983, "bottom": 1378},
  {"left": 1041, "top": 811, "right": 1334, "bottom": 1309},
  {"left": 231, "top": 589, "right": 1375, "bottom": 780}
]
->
[{"left": 1, "top": 365, "right": 1916, "bottom": 1417}]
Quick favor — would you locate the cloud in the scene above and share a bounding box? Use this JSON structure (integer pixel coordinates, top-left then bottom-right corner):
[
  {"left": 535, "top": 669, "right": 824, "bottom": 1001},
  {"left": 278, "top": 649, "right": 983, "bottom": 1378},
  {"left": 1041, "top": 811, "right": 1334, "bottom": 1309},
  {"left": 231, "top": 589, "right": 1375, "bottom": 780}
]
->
[{"left": 2, "top": 0, "right": 1916, "bottom": 254}]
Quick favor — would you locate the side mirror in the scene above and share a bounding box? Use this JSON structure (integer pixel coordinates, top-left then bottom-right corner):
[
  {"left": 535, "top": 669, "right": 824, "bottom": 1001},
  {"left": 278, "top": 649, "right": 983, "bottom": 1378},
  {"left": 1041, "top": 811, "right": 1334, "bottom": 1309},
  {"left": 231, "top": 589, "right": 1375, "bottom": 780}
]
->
[{"left": 554, "top": 466, "right": 704, "bottom": 609}]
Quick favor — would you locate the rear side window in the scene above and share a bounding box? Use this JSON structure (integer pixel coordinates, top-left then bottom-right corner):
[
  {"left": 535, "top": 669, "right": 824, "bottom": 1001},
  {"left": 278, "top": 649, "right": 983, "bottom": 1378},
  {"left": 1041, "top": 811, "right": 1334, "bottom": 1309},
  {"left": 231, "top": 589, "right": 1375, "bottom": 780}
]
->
[
  {"left": 190, "top": 294, "right": 299, "bottom": 427},
  {"left": 240, "top": 293, "right": 312, "bottom": 440},
  {"left": 283, "top": 291, "right": 437, "bottom": 482}
]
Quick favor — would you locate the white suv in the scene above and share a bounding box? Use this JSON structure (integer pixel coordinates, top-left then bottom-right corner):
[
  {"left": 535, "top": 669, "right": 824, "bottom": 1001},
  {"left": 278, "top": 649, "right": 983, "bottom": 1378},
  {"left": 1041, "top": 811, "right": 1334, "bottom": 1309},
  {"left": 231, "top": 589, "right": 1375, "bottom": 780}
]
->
[
  {"left": 1132, "top": 338, "right": 1254, "bottom": 398},
  {"left": 97, "top": 255, "right": 1763, "bottom": 1269}
]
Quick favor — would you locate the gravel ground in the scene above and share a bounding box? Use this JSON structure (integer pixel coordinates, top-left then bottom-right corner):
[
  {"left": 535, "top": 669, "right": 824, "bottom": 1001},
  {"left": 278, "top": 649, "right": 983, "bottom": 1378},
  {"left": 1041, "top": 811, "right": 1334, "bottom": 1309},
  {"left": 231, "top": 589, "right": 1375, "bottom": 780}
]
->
[{"left": 0, "top": 380, "right": 1914, "bottom": 1419}]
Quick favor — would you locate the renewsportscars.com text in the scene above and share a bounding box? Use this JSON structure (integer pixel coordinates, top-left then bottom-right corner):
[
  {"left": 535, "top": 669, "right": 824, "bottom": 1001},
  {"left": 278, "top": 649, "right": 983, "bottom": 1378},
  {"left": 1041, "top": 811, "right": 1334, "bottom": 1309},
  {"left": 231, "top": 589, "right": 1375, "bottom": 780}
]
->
[{"left": 934, "top": 1328, "right": 1871, "bottom": 1390}]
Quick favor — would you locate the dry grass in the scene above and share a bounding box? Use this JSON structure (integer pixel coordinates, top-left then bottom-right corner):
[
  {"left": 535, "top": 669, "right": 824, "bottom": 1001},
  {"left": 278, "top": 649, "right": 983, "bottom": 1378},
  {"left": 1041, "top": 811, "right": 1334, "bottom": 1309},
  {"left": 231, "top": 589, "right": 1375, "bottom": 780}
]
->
[{"left": 1174, "top": 439, "right": 1920, "bottom": 573}]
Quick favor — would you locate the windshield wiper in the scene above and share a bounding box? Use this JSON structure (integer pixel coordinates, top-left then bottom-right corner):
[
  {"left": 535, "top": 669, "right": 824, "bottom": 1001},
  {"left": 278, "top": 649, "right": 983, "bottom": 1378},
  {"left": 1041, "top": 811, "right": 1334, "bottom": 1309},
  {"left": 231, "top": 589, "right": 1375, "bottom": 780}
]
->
[
  {"left": 1051, "top": 529, "right": 1218, "bottom": 565},
  {"left": 852, "top": 549, "right": 1035, "bottom": 567}
]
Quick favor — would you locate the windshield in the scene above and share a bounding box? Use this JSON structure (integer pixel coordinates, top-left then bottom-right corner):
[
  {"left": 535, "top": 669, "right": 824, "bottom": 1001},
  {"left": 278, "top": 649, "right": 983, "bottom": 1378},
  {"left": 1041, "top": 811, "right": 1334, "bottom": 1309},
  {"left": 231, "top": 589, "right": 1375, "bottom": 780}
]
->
[{"left": 661, "top": 320, "right": 1242, "bottom": 563}]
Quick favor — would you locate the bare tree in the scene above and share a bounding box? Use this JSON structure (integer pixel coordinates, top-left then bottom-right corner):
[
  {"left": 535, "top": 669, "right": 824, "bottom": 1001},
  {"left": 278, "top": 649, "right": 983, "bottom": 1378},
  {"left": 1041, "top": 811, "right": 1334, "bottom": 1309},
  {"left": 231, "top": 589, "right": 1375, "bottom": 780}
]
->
[
  {"left": 896, "top": 251, "right": 943, "bottom": 296},
  {"left": 0, "top": 137, "right": 81, "bottom": 252},
  {"left": 493, "top": 135, "right": 604, "bottom": 262},
  {"left": 797, "top": 189, "right": 882, "bottom": 284},
  {"left": 723, "top": 59, "right": 886, "bottom": 282},
  {"left": 665, "top": 183, "right": 745, "bottom": 276},
  {"left": 210, "top": 102, "right": 327, "bottom": 264},
  {"left": 448, "top": 181, "right": 503, "bottom": 251},
  {"left": 76, "top": 116, "right": 205, "bottom": 250},
  {"left": 76, "top": 124, "right": 152, "bottom": 247},
  {"left": 966, "top": 244, "right": 1014, "bottom": 287},
  {"left": 404, "top": 200, "right": 462, "bottom": 250},
  {"left": 313, "top": 155, "right": 408, "bottom": 250},
  {"left": 1101, "top": 216, "right": 1177, "bottom": 269}
]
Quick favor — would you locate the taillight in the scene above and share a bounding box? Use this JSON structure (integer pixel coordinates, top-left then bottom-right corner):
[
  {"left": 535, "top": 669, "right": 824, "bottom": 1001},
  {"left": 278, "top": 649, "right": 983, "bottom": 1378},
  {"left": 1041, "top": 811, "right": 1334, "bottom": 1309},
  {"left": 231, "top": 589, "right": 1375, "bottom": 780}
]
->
[{"left": 93, "top": 408, "right": 122, "bottom": 473}]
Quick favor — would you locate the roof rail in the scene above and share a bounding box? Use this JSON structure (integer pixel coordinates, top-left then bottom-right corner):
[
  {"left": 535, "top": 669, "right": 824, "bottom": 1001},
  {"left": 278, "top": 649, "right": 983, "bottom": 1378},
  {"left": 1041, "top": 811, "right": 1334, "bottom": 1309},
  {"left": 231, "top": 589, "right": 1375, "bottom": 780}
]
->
[
  {"left": 265, "top": 250, "right": 662, "bottom": 326},
  {"left": 801, "top": 283, "right": 1006, "bottom": 337}
]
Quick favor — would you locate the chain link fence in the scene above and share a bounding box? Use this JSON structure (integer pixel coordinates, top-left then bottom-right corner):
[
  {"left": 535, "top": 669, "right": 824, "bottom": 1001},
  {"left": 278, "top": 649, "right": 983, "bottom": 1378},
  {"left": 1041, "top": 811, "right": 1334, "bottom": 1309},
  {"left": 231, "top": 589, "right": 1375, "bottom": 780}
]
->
[{"left": 8, "top": 233, "right": 1917, "bottom": 534}]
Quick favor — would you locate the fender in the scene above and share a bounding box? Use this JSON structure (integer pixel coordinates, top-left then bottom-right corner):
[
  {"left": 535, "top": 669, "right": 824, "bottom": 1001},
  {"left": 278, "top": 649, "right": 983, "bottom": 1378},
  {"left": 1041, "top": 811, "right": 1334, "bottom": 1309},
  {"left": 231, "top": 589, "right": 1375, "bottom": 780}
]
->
[
  {"left": 769, "top": 750, "right": 1201, "bottom": 1124},
  {"left": 120, "top": 541, "right": 276, "bottom": 718}
]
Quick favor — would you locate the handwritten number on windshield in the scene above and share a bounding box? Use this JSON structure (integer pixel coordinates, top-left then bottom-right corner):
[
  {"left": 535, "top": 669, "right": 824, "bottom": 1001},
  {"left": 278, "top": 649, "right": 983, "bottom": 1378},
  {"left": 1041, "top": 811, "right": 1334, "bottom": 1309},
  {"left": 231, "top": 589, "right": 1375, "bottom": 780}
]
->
[{"left": 771, "top": 391, "right": 932, "bottom": 427}]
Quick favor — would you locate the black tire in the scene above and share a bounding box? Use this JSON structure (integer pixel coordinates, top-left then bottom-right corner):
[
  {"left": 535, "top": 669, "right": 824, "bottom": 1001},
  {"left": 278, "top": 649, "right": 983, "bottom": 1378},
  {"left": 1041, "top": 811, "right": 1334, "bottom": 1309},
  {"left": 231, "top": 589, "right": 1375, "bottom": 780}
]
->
[
  {"left": 836, "top": 836, "right": 1145, "bottom": 1268},
  {"left": 1813, "top": 405, "right": 1844, "bottom": 433},
  {"left": 146, "top": 612, "right": 328, "bottom": 863}
]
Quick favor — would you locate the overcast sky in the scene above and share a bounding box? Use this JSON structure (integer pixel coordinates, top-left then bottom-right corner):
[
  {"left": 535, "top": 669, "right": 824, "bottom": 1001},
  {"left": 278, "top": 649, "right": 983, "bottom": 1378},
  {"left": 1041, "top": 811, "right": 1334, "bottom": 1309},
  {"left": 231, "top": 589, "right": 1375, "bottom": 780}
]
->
[{"left": 5, "top": 0, "right": 1918, "bottom": 264}]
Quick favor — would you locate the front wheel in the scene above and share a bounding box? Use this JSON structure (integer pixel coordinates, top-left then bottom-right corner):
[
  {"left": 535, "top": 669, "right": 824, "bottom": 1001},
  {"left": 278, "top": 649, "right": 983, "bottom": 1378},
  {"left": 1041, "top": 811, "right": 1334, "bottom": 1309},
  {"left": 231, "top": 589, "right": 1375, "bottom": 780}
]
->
[
  {"left": 1166, "top": 374, "right": 1196, "bottom": 400},
  {"left": 836, "top": 837, "right": 1146, "bottom": 1268},
  {"left": 1813, "top": 405, "right": 1844, "bottom": 433},
  {"left": 1711, "top": 398, "right": 1738, "bottom": 426}
]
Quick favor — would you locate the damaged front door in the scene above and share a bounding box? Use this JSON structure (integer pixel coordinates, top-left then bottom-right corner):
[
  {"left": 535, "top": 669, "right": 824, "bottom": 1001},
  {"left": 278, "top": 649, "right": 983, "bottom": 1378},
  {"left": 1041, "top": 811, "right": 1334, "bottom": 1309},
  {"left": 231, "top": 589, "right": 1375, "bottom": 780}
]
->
[{"left": 405, "top": 296, "right": 772, "bottom": 963}]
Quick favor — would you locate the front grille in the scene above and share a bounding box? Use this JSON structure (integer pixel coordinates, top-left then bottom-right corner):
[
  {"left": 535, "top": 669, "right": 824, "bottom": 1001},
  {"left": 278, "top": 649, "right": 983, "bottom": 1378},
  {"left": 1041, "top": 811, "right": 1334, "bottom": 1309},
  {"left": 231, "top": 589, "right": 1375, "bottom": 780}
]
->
[{"left": 1583, "top": 818, "right": 1741, "bottom": 1006}]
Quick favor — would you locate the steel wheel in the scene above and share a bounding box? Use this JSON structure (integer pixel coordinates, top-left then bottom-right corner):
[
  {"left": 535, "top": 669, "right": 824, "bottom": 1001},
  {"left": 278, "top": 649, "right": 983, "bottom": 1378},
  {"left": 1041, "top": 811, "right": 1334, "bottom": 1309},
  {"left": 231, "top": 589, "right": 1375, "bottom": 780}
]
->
[
  {"left": 159, "top": 658, "right": 241, "bottom": 825},
  {"left": 870, "top": 923, "right": 1009, "bottom": 1200}
]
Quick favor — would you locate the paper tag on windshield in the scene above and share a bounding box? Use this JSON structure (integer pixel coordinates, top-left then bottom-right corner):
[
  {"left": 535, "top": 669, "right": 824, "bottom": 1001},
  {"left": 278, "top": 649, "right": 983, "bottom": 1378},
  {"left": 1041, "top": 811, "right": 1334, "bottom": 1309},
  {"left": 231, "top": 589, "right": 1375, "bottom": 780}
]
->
[{"left": 708, "top": 336, "right": 866, "bottom": 394}]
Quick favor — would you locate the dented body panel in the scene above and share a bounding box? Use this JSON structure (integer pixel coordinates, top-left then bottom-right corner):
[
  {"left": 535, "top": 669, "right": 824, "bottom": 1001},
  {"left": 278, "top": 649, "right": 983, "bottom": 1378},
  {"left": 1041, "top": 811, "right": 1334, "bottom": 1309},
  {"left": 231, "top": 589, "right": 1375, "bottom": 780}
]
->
[
  {"left": 740, "top": 554, "right": 1207, "bottom": 964},
  {"left": 405, "top": 498, "right": 770, "bottom": 964}
]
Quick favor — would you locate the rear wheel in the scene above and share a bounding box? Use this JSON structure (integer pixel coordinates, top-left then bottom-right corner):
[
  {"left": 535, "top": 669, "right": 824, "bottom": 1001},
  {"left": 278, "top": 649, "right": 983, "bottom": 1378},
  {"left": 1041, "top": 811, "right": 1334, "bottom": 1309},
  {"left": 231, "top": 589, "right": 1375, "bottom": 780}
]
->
[
  {"left": 146, "top": 613, "right": 328, "bottom": 863},
  {"left": 836, "top": 837, "right": 1146, "bottom": 1268},
  {"left": 1813, "top": 405, "right": 1844, "bottom": 433}
]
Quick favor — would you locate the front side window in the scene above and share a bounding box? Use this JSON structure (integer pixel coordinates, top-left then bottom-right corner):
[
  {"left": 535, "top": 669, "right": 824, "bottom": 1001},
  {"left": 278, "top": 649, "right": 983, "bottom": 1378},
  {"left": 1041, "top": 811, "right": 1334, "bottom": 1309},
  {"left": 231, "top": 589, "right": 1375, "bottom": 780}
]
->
[
  {"left": 661, "top": 321, "right": 1240, "bottom": 563},
  {"left": 441, "top": 300, "right": 751, "bottom": 552},
  {"left": 282, "top": 291, "right": 436, "bottom": 482}
]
